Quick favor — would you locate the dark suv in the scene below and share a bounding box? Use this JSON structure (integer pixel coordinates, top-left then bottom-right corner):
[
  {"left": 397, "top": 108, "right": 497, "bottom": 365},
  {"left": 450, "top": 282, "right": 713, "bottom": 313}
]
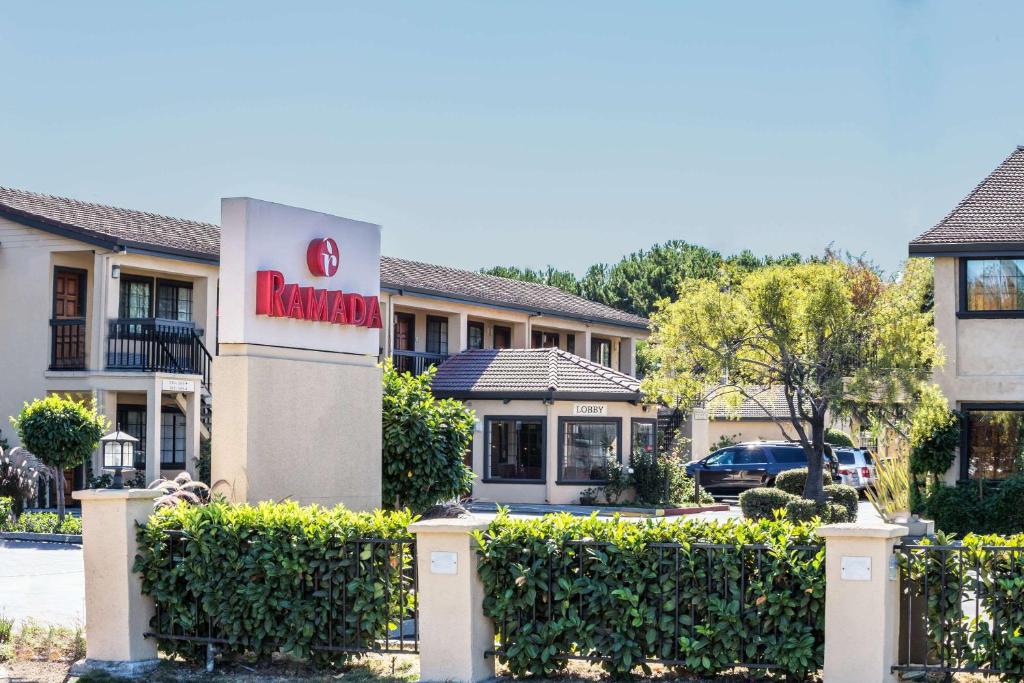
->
[{"left": 685, "top": 442, "right": 839, "bottom": 494}]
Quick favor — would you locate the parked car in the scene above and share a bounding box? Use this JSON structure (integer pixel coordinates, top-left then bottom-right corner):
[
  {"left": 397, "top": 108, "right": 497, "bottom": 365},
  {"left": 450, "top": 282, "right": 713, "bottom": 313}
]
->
[
  {"left": 834, "top": 447, "right": 875, "bottom": 491},
  {"left": 685, "top": 441, "right": 840, "bottom": 494}
]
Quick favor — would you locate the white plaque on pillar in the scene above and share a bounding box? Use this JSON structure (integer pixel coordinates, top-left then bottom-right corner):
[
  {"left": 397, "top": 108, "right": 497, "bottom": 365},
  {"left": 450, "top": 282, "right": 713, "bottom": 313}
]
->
[
  {"left": 840, "top": 556, "right": 871, "bottom": 581},
  {"left": 430, "top": 551, "right": 458, "bottom": 575},
  {"left": 161, "top": 379, "right": 195, "bottom": 393}
]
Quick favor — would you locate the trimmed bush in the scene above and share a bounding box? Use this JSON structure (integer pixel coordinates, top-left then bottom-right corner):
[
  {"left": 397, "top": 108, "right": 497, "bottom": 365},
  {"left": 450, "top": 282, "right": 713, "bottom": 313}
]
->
[
  {"left": 475, "top": 514, "right": 825, "bottom": 679},
  {"left": 776, "top": 467, "right": 833, "bottom": 496},
  {"left": 825, "top": 428, "right": 854, "bottom": 447},
  {"left": 134, "top": 501, "right": 416, "bottom": 663},
  {"left": 923, "top": 475, "right": 1024, "bottom": 535},
  {"left": 0, "top": 497, "right": 12, "bottom": 527},
  {"left": 785, "top": 499, "right": 849, "bottom": 524},
  {"left": 823, "top": 484, "right": 858, "bottom": 521},
  {"left": 1, "top": 511, "right": 82, "bottom": 535},
  {"left": 739, "top": 487, "right": 796, "bottom": 520}
]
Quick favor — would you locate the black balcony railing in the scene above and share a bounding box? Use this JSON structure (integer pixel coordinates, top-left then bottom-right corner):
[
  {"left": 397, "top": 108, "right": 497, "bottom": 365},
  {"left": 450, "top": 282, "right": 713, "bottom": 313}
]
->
[
  {"left": 106, "top": 318, "right": 212, "bottom": 386},
  {"left": 392, "top": 349, "right": 449, "bottom": 376},
  {"left": 49, "top": 318, "right": 87, "bottom": 370}
]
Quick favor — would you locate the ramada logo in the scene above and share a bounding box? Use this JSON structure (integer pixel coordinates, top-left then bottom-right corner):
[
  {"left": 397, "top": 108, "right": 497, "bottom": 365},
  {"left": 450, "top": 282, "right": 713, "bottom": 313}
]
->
[
  {"left": 254, "top": 237, "right": 382, "bottom": 329},
  {"left": 307, "top": 237, "right": 339, "bottom": 277}
]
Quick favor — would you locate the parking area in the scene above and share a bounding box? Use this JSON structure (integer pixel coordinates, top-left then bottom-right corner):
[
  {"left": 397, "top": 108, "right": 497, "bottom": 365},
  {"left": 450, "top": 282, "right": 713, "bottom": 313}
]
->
[{"left": 0, "top": 539, "right": 84, "bottom": 626}]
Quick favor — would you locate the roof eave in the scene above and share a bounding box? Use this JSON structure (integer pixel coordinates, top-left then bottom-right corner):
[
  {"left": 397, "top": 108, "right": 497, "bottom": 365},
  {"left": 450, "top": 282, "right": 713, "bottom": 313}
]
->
[
  {"left": 432, "top": 389, "right": 643, "bottom": 402},
  {"left": 909, "top": 240, "right": 1024, "bottom": 257}
]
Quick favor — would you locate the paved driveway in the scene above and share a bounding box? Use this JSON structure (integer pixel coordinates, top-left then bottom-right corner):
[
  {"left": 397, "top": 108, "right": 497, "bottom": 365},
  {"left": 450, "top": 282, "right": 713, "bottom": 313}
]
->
[{"left": 0, "top": 540, "right": 84, "bottom": 626}]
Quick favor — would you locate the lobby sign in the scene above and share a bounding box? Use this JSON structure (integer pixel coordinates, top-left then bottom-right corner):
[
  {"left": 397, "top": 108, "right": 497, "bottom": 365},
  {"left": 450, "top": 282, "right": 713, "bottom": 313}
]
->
[
  {"left": 572, "top": 403, "right": 608, "bottom": 417},
  {"left": 219, "top": 197, "right": 382, "bottom": 356}
]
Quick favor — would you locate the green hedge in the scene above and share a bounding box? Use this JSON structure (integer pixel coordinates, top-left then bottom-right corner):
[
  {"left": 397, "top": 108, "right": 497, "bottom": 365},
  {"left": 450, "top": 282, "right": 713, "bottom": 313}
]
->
[
  {"left": 475, "top": 514, "right": 825, "bottom": 679},
  {"left": 784, "top": 499, "right": 849, "bottom": 524},
  {"left": 738, "top": 487, "right": 794, "bottom": 519},
  {"left": 775, "top": 467, "right": 833, "bottom": 496},
  {"left": 822, "top": 484, "right": 858, "bottom": 521},
  {"left": 134, "top": 501, "right": 416, "bottom": 663},
  {"left": 0, "top": 510, "right": 82, "bottom": 535},
  {"left": 740, "top": 483, "right": 857, "bottom": 523},
  {"left": 922, "top": 476, "right": 1024, "bottom": 535}
]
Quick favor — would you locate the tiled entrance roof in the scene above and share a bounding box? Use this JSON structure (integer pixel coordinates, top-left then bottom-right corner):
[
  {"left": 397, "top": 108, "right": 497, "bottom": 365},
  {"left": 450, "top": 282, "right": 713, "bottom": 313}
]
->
[
  {"left": 910, "top": 146, "right": 1024, "bottom": 255},
  {"left": 431, "top": 348, "right": 643, "bottom": 401},
  {"left": 0, "top": 185, "right": 648, "bottom": 330}
]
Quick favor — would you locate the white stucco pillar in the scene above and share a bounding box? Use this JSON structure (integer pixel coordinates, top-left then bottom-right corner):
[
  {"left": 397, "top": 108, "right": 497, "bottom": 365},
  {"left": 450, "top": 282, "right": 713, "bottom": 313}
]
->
[
  {"left": 512, "top": 321, "right": 528, "bottom": 349},
  {"left": 145, "top": 380, "right": 161, "bottom": 483},
  {"left": 448, "top": 311, "right": 469, "bottom": 355},
  {"left": 410, "top": 518, "right": 495, "bottom": 683},
  {"left": 70, "top": 488, "right": 161, "bottom": 678},
  {"left": 619, "top": 336, "right": 637, "bottom": 377},
  {"left": 580, "top": 328, "right": 592, "bottom": 361},
  {"left": 689, "top": 407, "right": 710, "bottom": 460},
  {"left": 89, "top": 252, "right": 109, "bottom": 372},
  {"left": 184, "top": 390, "right": 199, "bottom": 478},
  {"left": 817, "top": 523, "right": 908, "bottom": 683},
  {"left": 95, "top": 390, "right": 118, "bottom": 475}
]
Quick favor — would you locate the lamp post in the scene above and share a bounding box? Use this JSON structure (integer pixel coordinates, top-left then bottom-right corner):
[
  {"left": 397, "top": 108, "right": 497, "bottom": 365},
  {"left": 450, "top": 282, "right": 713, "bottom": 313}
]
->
[{"left": 101, "top": 427, "right": 138, "bottom": 489}]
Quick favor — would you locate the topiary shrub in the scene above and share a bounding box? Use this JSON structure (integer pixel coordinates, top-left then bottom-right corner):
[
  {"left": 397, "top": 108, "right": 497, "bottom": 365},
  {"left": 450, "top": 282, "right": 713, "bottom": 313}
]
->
[
  {"left": 475, "top": 513, "right": 825, "bottom": 679},
  {"left": 739, "top": 487, "right": 797, "bottom": 520},
  {"left": 823, "top": 484, "right": 858, "bottom": 521},
  {"left": 825, "top": 428, "right": 854, "bottom": 447},
  {"left": 785, "top": 499, "right": 849, "bottom": 524},
  {"left": 776, "top": 467, "right": 833, "bottom": 496},
  {"left": 382, "top": 360, "right": 475, "bottom": 513}
]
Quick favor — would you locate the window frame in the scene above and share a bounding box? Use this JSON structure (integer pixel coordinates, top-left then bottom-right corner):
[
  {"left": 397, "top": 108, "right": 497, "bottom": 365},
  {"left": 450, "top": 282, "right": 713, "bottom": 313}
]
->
[
  {"left": 958, "top": 256, "right": 1024, "bottom": 318},
  {"left": 155, "top": 278, "right": 194, "bottom": 322},
  {"left": 591, "top": 337, "right": 612, "bottom": 366},
  {"left": 116, "top": 404, "right": 147, "bottom": 471},
  {"left": 467, "top": 320, "right": 485, "bottom": 350},
  {"left": 119, "top": 274, "right": 154, "bottom": 319},
  {"left": 483, "top": 415, "right": 547, "bottom": 484},
  {"left": 493, "top": 325, "right": 512, "bottom": 350},
  {"left": 393, "top": 312, "right": 416, "bottom": 351},
  {"left": 531, "top": 330, "right": 560, "bottom": 349},
  {"left": 160, "top": 408, "right": 187, "bottom": 467},
  {"left": 52, "top": 266, "right": 88, "bottom": 318},
  {"left": 630, "top": 417, "right": 657, "bottom": 456},
  {"left": 425, "top": 315, "right": 449, "bottom": 355},
  {"left": 556, "top": 415, "right": 623, "bottom": 485},
  {"left": 959, "top": 402, "right": 1024, "bottom": 481}
]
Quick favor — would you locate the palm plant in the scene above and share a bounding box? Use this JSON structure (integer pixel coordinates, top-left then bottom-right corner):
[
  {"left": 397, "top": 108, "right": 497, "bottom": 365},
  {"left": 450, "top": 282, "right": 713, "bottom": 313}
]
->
[
  {"left": 147, "top": 472, "right": 210, "bottom": 508},
  {"left": 865, "top": 449, "right": 911, "bottom": 522}
]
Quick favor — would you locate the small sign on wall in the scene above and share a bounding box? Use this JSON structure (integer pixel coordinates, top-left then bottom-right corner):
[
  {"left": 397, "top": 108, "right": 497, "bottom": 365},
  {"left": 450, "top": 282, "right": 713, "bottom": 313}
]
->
[
  {"left": 161, "top": 379, "right": 195, "bottom": 393},
  {"left": 430, "top": 551, "right": 458, "bottom": 575},
  {"left": 572, "top": 403, "right": 608, "bottom": 417},
  {"left": 840, "top": 556, "right": 871, "bottom": 581}
]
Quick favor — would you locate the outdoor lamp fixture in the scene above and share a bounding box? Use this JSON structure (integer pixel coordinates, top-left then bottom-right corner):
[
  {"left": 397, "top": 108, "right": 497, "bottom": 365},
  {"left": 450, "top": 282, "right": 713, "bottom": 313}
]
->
[
  {"left": 101, "top": 426, "right": 138, "bottom": 489},
  {"left": 111, "top": 264, "right": 121, "bottom": 279}
]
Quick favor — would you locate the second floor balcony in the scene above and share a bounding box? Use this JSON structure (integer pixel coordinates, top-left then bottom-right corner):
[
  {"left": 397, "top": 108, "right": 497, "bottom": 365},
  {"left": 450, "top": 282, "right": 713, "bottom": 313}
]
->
[{"left": 49, "top": 317, "right": 212, "bottom": 387}]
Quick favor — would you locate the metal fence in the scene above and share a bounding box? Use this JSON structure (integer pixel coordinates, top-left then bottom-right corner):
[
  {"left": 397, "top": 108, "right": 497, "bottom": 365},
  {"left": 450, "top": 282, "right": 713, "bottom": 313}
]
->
[
  {"left": 144, "top": 530, "right": 419, "bottom": 663},
  {"left": 894, "top": 541, "right": 1024, "bottom": 678},
  {"left": 486, "top": 539, "right": 824, "bottom": 674}
]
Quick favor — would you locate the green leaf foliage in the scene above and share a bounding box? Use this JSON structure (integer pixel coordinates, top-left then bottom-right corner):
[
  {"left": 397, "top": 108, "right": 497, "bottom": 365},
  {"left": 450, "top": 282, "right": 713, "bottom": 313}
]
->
[
  {"left": 10, "top": 395, "right": 107, "bottom": 471},
  {"left": 824, "top": 428, "right": 854, "bottom": 447},
  {"left": 740, "top": 483, "right": 855, "bottom": 523},
  {"left": 133, "top": 501, "right": 416, "bottom": 664},
  {"left": 775, "top": 468, "right": 833, "bottom": 496},
  {"left": 738, "top": 487, "right": 796, "bottom": 520},
  {"left": 898, "top": 531, "right": 1024, "bottom": 675},
  {"left": 784, "top": 499, "right": 850, "bottom": 524},
  {"left": 1, "top": 510, "right": 82, "bottom": 534},
  {"left": 922, "top": 476, "right": 1024, "bottom": 535},
  {"left": 475, "top": 514, "right": 825, "bottom": 679},
  {"left": 908, "top": 386, "right": 961, "bottom": 478},
  {"left": 381, "top": 360, "right": 475, "bottom": 513}
]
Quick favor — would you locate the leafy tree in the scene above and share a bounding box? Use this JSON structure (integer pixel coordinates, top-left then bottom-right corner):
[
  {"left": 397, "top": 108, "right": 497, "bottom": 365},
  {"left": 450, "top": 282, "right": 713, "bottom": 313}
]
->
[
  {"left": 479, "top": 265, "right": 581, "bottom": 295},
  {"left": 381, "top": 360, "right": 475, "bottom": 513},
  {"left": 642, "top": 257, "right": 939, "bottom": 501},
  {"left": 10, "top": 395, "right": 108, "bottom": 523}
]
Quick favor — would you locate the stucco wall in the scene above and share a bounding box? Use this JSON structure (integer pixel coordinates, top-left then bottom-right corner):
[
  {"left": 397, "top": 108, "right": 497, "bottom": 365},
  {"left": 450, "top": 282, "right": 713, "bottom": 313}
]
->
[
  {"left": 212, "top": 343, "right": 382, "bottom": 511},
  {"left": 461, "top": 397, "right": 655, "bottom": 505},
  {"left": 932, "top": 256, "right": 1024, "bottom": 482}
]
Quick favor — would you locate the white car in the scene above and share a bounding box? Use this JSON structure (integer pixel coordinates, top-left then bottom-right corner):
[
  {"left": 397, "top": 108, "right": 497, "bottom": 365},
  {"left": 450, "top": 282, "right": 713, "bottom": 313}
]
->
[{"left": 834, "top": 447, "right": 876, "bottom": 491}]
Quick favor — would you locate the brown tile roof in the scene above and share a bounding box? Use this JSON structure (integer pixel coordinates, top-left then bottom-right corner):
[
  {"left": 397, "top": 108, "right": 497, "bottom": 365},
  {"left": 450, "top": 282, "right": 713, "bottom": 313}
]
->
[
  {"left": 0, "top": 185, "right": 648, "bottom": 329},
  {"left": 431, "top": 348, "right": 642, "bottom": 400},
  {"left": 0, "top": 186, "right": 220, "bottom": 261},
  {"left": 704, "top": 385, "right": 797, "bottom": 420},
  {"left": 381, "top": 256, "right": 649, "bottom": 330},
  {"left": 910, "top": 146, "right": 1024, "bottom": 254}
]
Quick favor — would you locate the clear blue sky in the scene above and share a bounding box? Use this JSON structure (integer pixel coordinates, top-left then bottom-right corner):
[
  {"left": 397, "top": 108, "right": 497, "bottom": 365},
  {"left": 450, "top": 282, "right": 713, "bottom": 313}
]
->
[{"left": 2, "top": 2, "right": 1023, "bottom": 275}]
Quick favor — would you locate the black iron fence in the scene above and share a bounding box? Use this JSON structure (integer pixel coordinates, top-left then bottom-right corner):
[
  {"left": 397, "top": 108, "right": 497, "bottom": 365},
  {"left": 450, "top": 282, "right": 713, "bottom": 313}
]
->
[
  {"left": 391, "top": 350, "right": 448, "bottom": 376},
  {"left": 49, "top": 318, "right": 86, "bottom": 370},
  {"left": 144, "top": 530, "right": 418, "bottom": 663},
  {"left": 486, "top": 539, "right": 824, "bottom": 676},
  {"left": 106, "top": 318, "right": 212, "bottom": 387},
  {"left": 894, "top": 540, "right": 1024, "bottom": 678}
]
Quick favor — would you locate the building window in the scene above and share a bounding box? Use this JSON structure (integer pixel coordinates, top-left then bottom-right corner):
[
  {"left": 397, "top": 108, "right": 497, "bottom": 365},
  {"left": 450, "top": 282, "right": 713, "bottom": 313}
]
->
[
  {"left": 962, "top": 407, "right": 1024, "bottom": 481},
  {"left": 962, "top": 258, "right": 1024, "bottom": 313},
  {"left": 119, "top": 277, "right": 152, "bottom": 318},
  {"left": 117, "top": 405, "right": 147, "bottom": 471},
  {"left": 566, "top": 334, "right": 575, "bottom": 355},
  {"left": 559, "top": 417, "right": 621, "bottom": 482},
  {"left": 591, "top": 338, "right": 612, "bottom": 367},
  {"left": 485, "top": 417, "right": 544, "bottom": 482},
  {"left": 631, "top": 419, "right": 657, "bottom": 456},
  {"left": 467, "top": 321, "right": 485, "bottom": 350},
  {"left": 161, "top": 410, "right": 186, "bottom": 467},
  {"left": 532, "top": 330, "right": 560, "bottom": 348},
  {"left": 493, "top": 326, "right": 512, "bottom": 349},
  {"left": 157, "top": 280, "right": 193, "bottom": 321},
  {"left": 426, "top": 316, "right": 449, "bottom": 355}
]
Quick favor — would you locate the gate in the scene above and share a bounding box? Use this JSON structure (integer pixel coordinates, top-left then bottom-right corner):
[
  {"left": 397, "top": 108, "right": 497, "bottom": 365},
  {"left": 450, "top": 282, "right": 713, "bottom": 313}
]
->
[{"left": 893, "top": 540, "right": 1024, "bottom": 678}]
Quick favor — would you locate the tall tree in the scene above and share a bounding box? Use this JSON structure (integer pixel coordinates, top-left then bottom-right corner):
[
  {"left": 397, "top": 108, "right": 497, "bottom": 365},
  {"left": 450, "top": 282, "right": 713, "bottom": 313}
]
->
[{"left": 641, "top": 257, "right": 938, "bottom": 500}]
